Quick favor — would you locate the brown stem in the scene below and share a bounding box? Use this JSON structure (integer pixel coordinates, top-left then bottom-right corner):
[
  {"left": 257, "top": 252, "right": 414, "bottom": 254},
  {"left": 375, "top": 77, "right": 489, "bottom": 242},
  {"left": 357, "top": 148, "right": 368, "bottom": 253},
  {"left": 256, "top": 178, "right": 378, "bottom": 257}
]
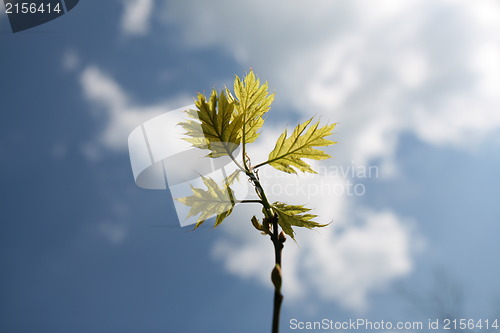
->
[
  {"left": 268, "top": 215, "right": 284, "bottom": 333},
  {"left": 240, "top": 163, "right": 283, "bottom": 332}
]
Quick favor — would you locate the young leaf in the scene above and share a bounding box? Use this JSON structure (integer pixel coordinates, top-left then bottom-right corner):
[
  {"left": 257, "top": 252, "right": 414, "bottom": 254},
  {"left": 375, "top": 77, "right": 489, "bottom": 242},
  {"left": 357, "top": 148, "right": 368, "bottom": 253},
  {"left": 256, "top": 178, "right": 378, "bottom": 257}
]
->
[
  {"left": 176, "top": 176, "right": 236, "bottom": 229},
  {"left": 179, "top": 89, "right": 243, "bottom": 158},
  {"left": 271, "top": 202, "right": 328, "bottom": 240},
  {"left": 251, "top": 215, "right": 264, "bottom": 231},
  {"left": 262, "top": 118, "right": 336, "bottom": 174},
  {"left": 233, "top": 70, "right": 274, "bottom": 144},
  {"left": 224, "top": 169, "right": 241, "bottom": 187}
]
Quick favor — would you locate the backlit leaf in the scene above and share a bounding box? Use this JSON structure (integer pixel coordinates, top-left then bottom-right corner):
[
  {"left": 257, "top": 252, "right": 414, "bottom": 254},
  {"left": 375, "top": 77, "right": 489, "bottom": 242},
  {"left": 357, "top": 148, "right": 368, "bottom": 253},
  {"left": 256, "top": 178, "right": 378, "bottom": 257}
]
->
[
  {"left": 264, "top": 118, "right": 336, "bottom": 174},
  {"left": 233, "top": 70, "right": 274, "bottom": 144},
  {"left": 272, "top": 202, "right": 328, "bottom": 240},
  {"left": 179, "top": 90, "right": 243, "bottom": 158},
  {"left": 176, "top": 176, "right": 236, "bottom": 229},
  {"left": 224, "top": 169, "right": 241, "bottom": 187}
]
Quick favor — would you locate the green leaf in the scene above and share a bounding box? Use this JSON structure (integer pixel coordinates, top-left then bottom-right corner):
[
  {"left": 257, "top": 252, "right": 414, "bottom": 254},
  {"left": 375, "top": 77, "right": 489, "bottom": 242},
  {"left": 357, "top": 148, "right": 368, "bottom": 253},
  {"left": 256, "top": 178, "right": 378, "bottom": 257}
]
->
[
  {"left": 224, "top": 169, "right": 241, "bottom": 187},
  {"left": 233, "top": 70, "right": 275, "bottom": 144},
  {"left": 179, "top": 89, "right": 243, "bottom": 158},
  {"left": 251, "top": 215, "right": 263, "bottom": 231},
  {"left": 176, "top": 176, "right": 236, "bottom": 229},
  {"left": 272, "top": 202, "right": 328, "bottom": 240},
  {"left": 264, "top": 118, "right": 336, "bottom": 174}
]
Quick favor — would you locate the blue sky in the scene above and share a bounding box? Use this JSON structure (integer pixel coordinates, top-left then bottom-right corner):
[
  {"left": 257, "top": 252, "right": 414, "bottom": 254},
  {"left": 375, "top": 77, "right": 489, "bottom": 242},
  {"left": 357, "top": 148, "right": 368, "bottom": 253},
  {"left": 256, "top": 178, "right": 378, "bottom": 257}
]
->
[{"left": 1, "top": 1, "right": 500, "bottom": 332}]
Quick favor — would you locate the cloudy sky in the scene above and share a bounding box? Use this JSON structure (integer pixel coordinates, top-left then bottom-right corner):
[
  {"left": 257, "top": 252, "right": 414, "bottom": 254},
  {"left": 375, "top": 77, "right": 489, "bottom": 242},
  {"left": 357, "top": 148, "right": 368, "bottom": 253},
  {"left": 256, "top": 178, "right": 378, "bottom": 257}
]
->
[{"left": 1, "top": 1, "right": 500, "bottom": 332}]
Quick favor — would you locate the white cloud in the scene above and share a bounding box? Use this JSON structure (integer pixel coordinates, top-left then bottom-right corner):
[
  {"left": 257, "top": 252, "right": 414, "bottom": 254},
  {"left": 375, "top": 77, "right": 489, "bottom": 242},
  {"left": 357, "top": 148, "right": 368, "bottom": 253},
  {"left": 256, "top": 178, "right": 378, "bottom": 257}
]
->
[
  {"left": 154, "top": 0, "right": 500, "bottom": 310},
  {"left": 301, "top": 210, "right": 415, "bottom": 310},
  {"left": 212, "top": 185, "right": 418, "bottom": 310},
  {"left": 79, "top": 65, "right": 190, "bottom": 151},
  {"left": 80, "top": 0, "right": 500, "bottom": 310},
  {"left": 162, "top": 0, "right": 500, "bottom": 167},
  {"left": 77, "top": 65, "right": 418, "bottom": 311},
  {"left": 121, "top": 0, "right": 154, "bottom": 36},
  {"left": 210, "top": 130, "right": 418, "bottom": 310}
]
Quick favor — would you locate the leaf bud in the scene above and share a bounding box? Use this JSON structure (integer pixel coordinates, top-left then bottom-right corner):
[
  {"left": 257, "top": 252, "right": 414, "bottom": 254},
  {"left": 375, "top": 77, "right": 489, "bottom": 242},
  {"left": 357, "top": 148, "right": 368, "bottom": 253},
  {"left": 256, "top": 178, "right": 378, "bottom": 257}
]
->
[
  {"left": 251, "top": 216, "right": 263, "bottom": 231},
  {"left": 279, "top": 231, "right": 286, "bottom": 243},
  {"left": 271, "top": 264, "right": 282, "bottom": 291}
]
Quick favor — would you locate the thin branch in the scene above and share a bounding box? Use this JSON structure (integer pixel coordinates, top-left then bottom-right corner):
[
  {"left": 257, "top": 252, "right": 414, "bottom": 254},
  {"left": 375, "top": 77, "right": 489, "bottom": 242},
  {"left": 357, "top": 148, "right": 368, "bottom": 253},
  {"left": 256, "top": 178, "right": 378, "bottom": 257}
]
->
[
  {"left": 269, "top": 215, "right": 284, "bottom": 333},
  {"left": 242, "top": 112, "right": 248, "bottom": 171},
  {"left": 238, "top": 199, "right": 264, "bottom": 204},
  {"left": 253, "top": 160, "right": 270, "bottom": 169}
]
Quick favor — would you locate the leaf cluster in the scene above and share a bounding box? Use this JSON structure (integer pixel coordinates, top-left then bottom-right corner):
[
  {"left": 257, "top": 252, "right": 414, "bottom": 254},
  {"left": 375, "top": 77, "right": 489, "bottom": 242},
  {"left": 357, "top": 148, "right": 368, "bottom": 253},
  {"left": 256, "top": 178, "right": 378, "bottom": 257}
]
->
[
  {"left": 176, "top": 176, "right": 235, "bottom": 229},
  {"left": 177, "top": 70, "right": 336, "bottom": 239}
]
